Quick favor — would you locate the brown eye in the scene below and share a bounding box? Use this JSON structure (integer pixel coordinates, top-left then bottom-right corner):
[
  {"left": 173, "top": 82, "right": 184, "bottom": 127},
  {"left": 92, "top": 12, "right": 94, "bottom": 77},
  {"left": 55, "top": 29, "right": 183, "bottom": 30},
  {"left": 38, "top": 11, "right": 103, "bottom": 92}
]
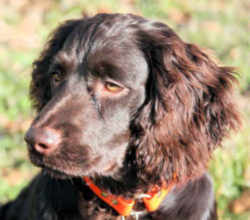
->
[
  {"left": 104, "top": 81, "right": 123, "bottom": 93},
  {"left": 51, "top": 71, "right": 64, "bottom": 84}
]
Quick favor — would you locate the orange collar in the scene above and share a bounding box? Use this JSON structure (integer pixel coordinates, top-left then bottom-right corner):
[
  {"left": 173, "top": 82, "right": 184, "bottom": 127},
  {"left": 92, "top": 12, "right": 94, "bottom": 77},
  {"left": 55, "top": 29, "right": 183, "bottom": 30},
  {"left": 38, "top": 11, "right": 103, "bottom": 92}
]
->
[{"left": 83, "top": 177, "right": 174, "bottom": 217}]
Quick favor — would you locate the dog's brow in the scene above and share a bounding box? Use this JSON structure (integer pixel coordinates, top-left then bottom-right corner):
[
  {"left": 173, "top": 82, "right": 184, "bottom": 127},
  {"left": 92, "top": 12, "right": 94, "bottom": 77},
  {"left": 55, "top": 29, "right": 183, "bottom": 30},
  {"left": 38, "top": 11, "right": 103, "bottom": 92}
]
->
[
  {"left": 54, "top": 51, "right": 70, "bottom": 63},
  {"left": 52, "top": 51, "right": 76, "bottom": 71},
  {"left": 92, "top": 61, "right": 123, "bottom": 80},
  {"left": 81, "top": 16, "right": 109, "bottom": 71}
]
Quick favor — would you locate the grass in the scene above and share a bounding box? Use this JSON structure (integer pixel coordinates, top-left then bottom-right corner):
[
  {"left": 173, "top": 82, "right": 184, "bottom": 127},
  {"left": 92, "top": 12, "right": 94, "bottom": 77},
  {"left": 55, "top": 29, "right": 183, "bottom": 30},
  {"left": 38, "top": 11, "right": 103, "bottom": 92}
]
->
[{"left": 0, "top": 0, "right": 249, "bottom": 219}]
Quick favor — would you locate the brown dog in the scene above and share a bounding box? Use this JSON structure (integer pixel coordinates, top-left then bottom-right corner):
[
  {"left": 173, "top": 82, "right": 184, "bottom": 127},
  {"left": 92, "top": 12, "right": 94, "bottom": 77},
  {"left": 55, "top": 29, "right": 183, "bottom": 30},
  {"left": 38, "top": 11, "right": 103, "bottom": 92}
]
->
[{"left": 0, "top": 13, "right": 240, "bottom": 220}]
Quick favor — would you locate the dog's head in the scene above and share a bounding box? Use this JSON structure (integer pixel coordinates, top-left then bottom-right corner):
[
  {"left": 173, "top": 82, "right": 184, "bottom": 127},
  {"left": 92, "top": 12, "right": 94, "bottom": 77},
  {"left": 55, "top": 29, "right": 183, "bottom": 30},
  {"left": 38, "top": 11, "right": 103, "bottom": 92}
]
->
[{"left": 25, "top": 14, "right": 240, "bottom": 184}]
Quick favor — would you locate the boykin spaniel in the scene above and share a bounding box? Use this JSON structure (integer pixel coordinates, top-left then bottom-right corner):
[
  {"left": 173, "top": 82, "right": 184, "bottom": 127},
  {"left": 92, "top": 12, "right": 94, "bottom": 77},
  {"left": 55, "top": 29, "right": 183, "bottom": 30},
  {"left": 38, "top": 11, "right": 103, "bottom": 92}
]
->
[{"left": 0, "top": 13, "right": 240, "bottom": 220}]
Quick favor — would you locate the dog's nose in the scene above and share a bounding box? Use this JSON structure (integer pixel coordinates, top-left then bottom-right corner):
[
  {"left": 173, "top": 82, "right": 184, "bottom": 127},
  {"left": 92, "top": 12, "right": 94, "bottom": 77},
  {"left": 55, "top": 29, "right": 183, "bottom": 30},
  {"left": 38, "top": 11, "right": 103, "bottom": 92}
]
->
[{"left": 24, "top": 127, "right": 61, "bottom": 156}]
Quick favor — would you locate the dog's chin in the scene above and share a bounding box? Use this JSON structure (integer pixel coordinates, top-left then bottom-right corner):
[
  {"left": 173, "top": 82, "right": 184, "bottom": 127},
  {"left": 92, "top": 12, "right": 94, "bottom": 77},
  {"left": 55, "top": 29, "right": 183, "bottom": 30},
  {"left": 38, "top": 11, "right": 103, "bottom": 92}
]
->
[
  {"left": 41, "top": 163, "right": 120, "bottom": 180},
  {"left": 42, "top": 167, "right": 74, "bottom": 179},
  {"left": 29, "top": 152, "right": 121, "bottom": 179},
  {"left": 29, "top": 155, "right": 80, "bottom": 179}
]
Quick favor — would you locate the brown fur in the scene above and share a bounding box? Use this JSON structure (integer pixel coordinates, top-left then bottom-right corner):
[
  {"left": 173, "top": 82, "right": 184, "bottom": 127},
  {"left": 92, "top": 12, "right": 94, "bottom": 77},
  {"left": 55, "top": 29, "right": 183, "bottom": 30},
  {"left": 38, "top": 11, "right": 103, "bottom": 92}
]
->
[{"left": 0, "top": 13, "right": 240, "bottom": 220}]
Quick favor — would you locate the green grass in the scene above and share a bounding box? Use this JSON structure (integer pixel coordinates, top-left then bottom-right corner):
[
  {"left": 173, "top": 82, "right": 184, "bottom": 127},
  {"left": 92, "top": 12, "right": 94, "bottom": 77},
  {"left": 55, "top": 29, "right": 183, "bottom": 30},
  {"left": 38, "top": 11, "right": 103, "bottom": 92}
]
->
[{"left": 0, "top": 0, "right": 249, "bottom": 219}]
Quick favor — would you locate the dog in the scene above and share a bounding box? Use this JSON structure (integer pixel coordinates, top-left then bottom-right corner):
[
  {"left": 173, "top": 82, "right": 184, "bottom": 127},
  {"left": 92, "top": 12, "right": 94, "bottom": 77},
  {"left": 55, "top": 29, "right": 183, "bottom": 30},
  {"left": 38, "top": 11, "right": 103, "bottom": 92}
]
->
[{"left": 0, "top": 13, "right": 240, "bottom": 220}]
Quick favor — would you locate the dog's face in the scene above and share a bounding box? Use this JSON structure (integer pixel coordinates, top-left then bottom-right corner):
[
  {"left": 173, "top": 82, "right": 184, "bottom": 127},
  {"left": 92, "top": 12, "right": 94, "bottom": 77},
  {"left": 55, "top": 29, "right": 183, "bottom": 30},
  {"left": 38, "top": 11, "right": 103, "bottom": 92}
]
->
[
  {"left": 25, "top": 14, "right": 240, "bottom": 183},
  {"left": 26, "top": 16, "right": 149, "bottom": 178}
]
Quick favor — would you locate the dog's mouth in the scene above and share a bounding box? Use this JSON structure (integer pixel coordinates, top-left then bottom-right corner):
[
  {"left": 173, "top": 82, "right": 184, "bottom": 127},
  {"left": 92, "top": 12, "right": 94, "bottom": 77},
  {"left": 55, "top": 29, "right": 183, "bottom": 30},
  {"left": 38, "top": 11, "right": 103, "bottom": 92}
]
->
[
  {"left": 28, "top": 150, "right": 77, "bottom": 179},
  {"left": 28, "top": 148, "right": 103, "bottom": 179},
  {"left": 31, "top": 160, "right": 84, "bottom": 180},
  {"left": 28, "top": 146, "right": 120, "bottom": 179}
]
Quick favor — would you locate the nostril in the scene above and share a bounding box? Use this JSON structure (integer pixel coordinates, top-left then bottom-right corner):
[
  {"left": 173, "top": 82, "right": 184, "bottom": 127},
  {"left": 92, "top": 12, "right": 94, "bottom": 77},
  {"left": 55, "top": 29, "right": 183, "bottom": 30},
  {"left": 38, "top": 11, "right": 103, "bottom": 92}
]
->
[
  {"left": 24, "top": 127, "right": 61, "bottom": 156},
  {"left": 34, "top": 143, "right": 51, "bottom": 155},
  {"left": 38, "top": 143, "right": 49, "bottom": 149}
]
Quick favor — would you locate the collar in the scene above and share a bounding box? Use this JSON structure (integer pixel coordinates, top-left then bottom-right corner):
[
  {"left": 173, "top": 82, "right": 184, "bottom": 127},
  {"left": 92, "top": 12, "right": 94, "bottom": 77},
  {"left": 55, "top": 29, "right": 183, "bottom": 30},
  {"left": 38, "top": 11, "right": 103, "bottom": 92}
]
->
[{"left": 83, "top": 177, "right": 174, "bottom": 217}]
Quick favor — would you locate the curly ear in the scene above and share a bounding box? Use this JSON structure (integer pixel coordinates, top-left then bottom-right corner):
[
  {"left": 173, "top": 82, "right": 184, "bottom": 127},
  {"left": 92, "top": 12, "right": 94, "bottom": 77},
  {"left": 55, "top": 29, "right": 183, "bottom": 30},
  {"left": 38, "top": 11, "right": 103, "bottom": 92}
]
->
[
  {"left": 30, "top": 19, "right": 82, "bottom": 111},
  {"left": 132, "top": 22, "right": 241, "bottom": 185}
]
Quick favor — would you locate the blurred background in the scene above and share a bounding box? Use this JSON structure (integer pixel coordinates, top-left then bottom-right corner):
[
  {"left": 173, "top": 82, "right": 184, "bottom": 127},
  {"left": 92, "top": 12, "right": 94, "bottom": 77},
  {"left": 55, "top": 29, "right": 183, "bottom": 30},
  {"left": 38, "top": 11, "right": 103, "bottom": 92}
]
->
[{"left": 0, "top": 0, "right": 249, "bottom": 219}]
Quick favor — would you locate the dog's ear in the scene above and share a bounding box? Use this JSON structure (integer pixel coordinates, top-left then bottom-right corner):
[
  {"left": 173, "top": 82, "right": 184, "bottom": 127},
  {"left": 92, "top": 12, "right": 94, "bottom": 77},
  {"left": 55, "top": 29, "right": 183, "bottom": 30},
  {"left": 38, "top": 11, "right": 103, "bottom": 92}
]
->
[
  {"left": 30, "top": 19, "right": 82, "bottom": 111},
  {"left": 132, "top": 22, "right": 241, "bottom": 185}
]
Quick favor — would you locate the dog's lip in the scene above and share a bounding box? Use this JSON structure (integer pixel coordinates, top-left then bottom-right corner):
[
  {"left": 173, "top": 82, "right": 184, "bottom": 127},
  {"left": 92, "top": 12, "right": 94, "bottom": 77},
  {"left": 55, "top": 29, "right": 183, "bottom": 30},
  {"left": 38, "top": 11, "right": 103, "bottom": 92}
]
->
[
  {"left": 29, "top": 154, "right": 94, "bottom": 179},
  {"left": 28, "top": 148, "right": 105, "bottom": 178},
  {"left": 27, "top": 151, "right": 69, "bottom": 177}
]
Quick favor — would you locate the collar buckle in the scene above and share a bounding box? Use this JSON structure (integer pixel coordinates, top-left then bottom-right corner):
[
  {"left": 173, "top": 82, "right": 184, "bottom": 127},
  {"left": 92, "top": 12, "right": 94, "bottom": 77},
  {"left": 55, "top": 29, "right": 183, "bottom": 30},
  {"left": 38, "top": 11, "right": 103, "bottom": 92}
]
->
[{"left": 121, "top": 209, "right": 147, "bottom": 220}]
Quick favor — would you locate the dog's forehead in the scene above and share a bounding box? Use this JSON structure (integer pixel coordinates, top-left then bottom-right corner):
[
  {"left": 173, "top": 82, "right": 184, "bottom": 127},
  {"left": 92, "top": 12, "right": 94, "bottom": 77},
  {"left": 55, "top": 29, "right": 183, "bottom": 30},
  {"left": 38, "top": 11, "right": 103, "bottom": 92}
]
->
[
  {"left": 89, "top": 20, "right": 148, "bottom": 85},
  {"left": 88, "top": 42, "right": 148, "bottom": 84},
  {"left": 59, "top": 17, "right": 149, "bottom": 87}
]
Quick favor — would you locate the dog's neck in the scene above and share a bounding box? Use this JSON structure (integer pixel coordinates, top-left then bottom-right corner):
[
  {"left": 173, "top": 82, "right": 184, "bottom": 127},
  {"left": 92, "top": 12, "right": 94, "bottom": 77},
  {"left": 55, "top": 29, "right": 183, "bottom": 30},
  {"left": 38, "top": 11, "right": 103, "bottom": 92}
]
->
[
  {"left": 82, "top": 176, "right": 174, "bottom": 217},
  {"left": 72, "top": 165, "right": 177, "bottom": 219}
]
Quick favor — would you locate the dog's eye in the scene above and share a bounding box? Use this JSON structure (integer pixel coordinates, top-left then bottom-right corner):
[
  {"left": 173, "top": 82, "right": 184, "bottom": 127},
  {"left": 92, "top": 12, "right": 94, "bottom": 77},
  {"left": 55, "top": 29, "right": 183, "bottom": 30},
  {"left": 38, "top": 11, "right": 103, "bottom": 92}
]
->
[
  {"left": 51, "top": 71, "right": 64, "bottom": 85},
  {"left": 104, "top": 81, "right": 123, "bottom": 93}
]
